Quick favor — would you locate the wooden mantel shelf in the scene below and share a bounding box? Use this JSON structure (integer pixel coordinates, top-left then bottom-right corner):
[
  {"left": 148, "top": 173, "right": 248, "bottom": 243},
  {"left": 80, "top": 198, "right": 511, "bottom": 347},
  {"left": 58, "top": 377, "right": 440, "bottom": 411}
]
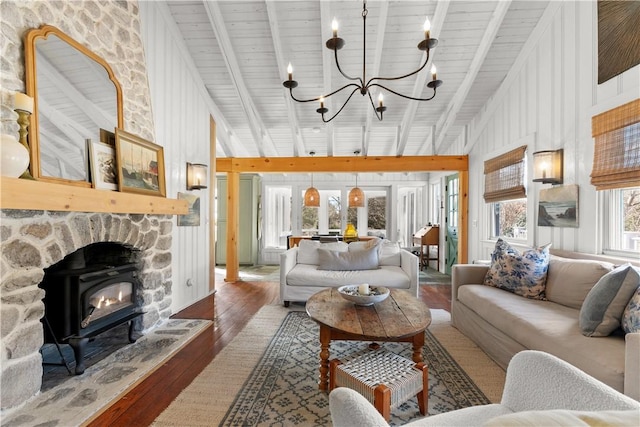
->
[{"left": 0, "top": 177, "right": 188, "bottom": 215}]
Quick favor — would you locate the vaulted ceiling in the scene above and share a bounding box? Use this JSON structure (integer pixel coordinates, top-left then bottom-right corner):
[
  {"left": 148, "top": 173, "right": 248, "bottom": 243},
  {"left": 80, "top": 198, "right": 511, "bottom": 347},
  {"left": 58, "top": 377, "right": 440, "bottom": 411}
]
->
[{"left": 165, "top": 0, "right": 549, "bottom": 159}]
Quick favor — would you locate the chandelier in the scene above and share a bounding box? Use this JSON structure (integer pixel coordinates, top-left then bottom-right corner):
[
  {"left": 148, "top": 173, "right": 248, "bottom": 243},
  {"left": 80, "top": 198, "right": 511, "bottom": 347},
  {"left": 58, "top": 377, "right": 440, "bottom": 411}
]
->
[{"left": 283, "top": 0, "right": 443, "bottom": 123}]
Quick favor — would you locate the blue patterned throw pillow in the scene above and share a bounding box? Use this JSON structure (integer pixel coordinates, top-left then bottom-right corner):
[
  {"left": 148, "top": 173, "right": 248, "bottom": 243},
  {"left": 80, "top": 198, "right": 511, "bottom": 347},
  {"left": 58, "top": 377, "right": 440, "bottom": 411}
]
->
[
  {"left": 621, "top": 284, "right": 640, "bottom": 334},
  {"left": 483, "top": 238, "right": 551, "bottom": 300}
]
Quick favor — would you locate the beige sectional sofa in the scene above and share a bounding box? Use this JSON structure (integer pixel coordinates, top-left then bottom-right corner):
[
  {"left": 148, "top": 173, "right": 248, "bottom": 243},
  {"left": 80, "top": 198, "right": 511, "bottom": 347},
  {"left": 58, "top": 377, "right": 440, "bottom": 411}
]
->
[
  {"left": 451, "top": 251, "right": 640, "bottom": 400},
  {"left": 280, "top": 239, "right": 419, "bottom": 306}
]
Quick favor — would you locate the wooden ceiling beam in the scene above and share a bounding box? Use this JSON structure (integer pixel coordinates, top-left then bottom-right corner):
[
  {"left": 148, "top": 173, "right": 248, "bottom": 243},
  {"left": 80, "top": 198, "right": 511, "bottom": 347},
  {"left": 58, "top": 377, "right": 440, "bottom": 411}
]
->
[
  {"left": 397, "top": 0, "right": 450, "bottom": 155},
  {"left": 434, "top": 1, "right": 511, "bottom": 151},
  {"left": 216, "top": 155, "right": 467, "bottom": 173},
  {"left": 266, "top": 0, "right": 306, "bottom": 157},
  {"left": 204, "top": 1, "right": 279, "bottom": 157}
]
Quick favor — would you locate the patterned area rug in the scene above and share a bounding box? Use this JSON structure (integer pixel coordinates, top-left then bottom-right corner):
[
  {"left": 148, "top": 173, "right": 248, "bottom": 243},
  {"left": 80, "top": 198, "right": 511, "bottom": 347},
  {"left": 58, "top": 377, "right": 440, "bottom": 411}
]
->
[{"left": 153, "top": 307, "right": 505, "bottom": 427}]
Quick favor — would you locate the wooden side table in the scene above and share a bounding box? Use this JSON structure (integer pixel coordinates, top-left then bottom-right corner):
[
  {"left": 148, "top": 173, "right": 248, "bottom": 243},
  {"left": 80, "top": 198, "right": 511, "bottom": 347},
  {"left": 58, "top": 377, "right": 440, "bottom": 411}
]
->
[{"left": 306, "top": 288, "right": 432, "bottom": 391}]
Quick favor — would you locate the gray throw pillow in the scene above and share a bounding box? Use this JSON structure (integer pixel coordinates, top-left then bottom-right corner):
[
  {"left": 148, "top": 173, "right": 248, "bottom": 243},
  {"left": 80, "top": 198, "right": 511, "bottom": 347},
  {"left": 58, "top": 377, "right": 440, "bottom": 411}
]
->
[
  {"left": 317, "top": 247, "right": 379, "bottom": 271},
  {"left": 579, "top": 264, "right": 640, "bottom": 337}
]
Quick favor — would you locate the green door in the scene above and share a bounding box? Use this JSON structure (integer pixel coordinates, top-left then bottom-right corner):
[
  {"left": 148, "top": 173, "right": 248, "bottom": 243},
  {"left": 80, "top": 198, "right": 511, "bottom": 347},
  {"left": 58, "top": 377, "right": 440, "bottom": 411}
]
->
[{"left": 445, "top": 174, "right": 459, "bottom": 275}]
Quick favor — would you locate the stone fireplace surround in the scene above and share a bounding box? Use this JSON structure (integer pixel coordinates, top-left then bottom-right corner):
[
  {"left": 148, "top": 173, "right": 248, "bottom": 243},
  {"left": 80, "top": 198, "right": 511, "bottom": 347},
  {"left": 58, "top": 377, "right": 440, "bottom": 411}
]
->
[{"left": 0, "top": 209, "right": 173, "bottom": 411}]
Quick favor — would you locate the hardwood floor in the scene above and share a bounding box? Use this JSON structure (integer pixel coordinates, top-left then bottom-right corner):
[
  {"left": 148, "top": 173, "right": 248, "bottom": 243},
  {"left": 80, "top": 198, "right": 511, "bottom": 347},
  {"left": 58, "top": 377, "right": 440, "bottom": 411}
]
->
[{"left": 88, "top": 278, "right": 451, "bottom": 427}]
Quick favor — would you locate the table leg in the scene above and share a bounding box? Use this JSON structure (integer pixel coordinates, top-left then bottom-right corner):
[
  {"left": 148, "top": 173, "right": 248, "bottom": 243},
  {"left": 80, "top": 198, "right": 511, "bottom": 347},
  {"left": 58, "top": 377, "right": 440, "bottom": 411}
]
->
[
  {"left": 318, "top": 325, "right": 331, "bottom": 391},
  {"left": 412, "top": 331, "right": 425, "bottom": 363}
]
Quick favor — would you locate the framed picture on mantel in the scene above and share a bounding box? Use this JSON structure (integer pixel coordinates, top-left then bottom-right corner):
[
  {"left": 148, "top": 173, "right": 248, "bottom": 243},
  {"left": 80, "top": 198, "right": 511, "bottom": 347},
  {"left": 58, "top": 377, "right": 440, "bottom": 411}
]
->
[
  {"left": 115, "top": 129, "right": 166, "bottom": 197},
  {"left": 89, "top": 141, "right": 118, "bottom": 191}
]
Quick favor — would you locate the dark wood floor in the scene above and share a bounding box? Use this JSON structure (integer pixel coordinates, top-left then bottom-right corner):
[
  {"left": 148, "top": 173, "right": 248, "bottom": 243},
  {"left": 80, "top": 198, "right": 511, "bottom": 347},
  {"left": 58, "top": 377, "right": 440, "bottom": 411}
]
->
[{"left": 88, "top": 278, "right": 451, "bottom": 427}]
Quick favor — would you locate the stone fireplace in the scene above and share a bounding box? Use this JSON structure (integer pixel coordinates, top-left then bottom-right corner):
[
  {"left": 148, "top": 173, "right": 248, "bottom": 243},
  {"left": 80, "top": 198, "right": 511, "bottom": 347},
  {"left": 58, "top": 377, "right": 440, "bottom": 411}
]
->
[{"left": 0, "top": 209, "right": 174, "bottom": 411}]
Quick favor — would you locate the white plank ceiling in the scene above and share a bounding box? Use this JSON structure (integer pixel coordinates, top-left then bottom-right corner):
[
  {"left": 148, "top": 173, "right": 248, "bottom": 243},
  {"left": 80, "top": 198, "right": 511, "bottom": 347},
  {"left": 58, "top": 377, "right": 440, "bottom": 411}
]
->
[{"left": 165, "top": 0, "right": 549, "bottom": 159}]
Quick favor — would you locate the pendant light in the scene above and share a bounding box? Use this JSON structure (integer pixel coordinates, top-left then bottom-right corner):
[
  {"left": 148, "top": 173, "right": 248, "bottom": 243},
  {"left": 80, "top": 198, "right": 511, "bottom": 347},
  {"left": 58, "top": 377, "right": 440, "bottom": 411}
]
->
[
  {"left": 304, "top": 151, "right": 320, "bottom": 207},
  {"left": 348, "top": 174, "right": 364, "bottom": 208}
]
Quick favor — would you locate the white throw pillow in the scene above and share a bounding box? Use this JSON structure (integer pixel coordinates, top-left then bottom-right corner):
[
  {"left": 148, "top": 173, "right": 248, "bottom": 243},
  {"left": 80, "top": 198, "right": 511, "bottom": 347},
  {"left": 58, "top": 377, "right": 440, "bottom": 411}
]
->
[
  {"left": 318, "top": 247, "right": 379, "bottom": 271},
  {"left": 297, "top": 240, "right": 348, "bottom": 265},
  {"left": 378, "top": 240, "right": 401, "bottom": 267},
  {"left": 297, "top": 240, "right": 321, "bottom": 265}
]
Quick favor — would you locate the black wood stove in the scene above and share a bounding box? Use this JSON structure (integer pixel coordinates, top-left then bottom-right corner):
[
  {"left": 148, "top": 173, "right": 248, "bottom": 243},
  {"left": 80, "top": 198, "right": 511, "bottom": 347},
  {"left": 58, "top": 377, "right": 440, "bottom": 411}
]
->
[{"left": 39, "top": 244, "right": 144, "bottom": 374}]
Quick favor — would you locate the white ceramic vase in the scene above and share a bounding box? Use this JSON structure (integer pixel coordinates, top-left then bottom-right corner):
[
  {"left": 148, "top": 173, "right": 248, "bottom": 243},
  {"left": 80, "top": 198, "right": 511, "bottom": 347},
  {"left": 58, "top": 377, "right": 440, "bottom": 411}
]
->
[{"left": 1, "top": 134, "right": 30, "bottom": 178}]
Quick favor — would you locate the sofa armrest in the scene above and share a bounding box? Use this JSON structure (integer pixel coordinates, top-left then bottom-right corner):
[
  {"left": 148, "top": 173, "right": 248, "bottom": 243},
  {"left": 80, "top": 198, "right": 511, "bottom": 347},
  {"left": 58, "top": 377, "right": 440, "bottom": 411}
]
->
[
  {"left": 400, "top": 249, "right": 420, "bottom": 297},
  {"left": 279, "top": 247, "right": 298, "bottom": 287},
  {"left": 625, "top": 333, "right": 640, "bottom": 401},
  {"left": 451, "top": 264, "right": 489, "bottom": 301},
  {"left": 330, "top": 387, "right": 389, "bottom": 427},
  {"left": 501, "top": 351, "right": 640, "bottom": 412}
]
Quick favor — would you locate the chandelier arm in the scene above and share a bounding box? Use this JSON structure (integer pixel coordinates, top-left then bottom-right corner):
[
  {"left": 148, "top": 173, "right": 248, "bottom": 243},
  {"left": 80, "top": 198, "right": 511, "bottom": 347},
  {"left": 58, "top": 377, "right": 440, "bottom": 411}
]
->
[
  {"left": 321, "top": 87, "right": 362, "bottom": 123},
  {"left": 365, "top": 50, "right": 431, "bottom": 88},
  {"left": 370, "top": 83, "right": 438, "bottom": 102},
  {"left": 332, "top": 47, "right": 364, "bottom": 85},
  {"left": 288, "top": 83, "right": 362, "bottom": 103},
  {"left": 366, "top": 90, "right": 384, "bottom": 121}
]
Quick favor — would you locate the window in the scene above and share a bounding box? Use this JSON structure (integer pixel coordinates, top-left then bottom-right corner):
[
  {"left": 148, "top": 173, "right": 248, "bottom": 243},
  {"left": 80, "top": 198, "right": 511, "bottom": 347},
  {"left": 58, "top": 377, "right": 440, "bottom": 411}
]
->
[
  {"left": 484, "top": 146, "right": 528, "bottom": 240},
  {"left": 367, "top": 191, "right": 386, "bottom": 238},
  {"left": 592, "top": 99, "right": 639, "bottom": 255},
  {"left": 264, "top": 186, "right": 291, "bottom": 248},
  {"left": 301, "top": 204, "right": 319, "bottom": 236},
  {"left": 327, "top": 193, "right": 341, "bottom": 232},
  {"left": 301, "top": 189, "right": 340, "bottom": 235},
  {"left": 491, "top": 199, "right": 527, "bottom": 239},
  {"left": 607, "top": 188, "right": 640, "bottom": 253}
]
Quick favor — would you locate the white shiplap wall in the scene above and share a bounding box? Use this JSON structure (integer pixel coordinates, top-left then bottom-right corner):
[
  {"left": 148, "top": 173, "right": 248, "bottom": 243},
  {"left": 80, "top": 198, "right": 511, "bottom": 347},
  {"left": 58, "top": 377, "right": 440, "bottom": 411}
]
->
[
  {"left": 440, "top": 1, "right": 640, "bottom": 262},
  {"left": 139, "top": 2, "right": 213, "bottom": 313}
]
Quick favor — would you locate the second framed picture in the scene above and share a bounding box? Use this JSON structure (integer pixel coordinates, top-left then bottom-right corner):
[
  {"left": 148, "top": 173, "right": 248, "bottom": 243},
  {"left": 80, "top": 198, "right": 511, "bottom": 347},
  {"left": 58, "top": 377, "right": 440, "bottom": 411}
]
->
[
  {"left": 115, "top": 129, "right": 166, "bottom": 197},
  {"left": 89, "top": 141, "right": 118, "bottom": 191}
]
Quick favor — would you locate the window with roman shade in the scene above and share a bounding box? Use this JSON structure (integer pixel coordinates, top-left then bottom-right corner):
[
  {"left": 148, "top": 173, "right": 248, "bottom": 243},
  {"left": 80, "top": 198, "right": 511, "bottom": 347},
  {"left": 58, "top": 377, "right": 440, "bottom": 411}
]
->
[
  {"left": 591, "top": 98, "right": 640, "bottom": 190},
  {"left": 483, "top": 145, "right": 527, "bottom": 203}
]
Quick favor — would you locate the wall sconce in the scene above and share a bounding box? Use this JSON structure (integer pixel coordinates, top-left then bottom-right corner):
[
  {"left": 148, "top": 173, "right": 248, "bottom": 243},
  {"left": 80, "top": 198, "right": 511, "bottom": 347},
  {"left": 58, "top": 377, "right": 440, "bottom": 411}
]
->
[
  {"left": 186, "top": 162, "right": 208, "bottom": 190},
  {"left": 532, "top": 149, "right": 563, "bottom": 185}
]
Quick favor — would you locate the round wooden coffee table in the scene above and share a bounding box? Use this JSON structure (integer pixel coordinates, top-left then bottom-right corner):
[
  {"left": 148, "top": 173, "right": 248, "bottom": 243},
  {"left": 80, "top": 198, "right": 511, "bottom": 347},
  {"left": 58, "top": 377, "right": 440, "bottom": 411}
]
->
[{"left": 306, "top": 287, "right": 432, "bottom": 390}]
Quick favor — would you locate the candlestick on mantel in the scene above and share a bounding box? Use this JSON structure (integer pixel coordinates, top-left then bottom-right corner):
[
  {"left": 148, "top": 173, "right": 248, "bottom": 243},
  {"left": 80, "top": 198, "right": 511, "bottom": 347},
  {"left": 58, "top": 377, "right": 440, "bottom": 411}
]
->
[{"left": 14, "top": 93, "right": 34, "bottom": 114}]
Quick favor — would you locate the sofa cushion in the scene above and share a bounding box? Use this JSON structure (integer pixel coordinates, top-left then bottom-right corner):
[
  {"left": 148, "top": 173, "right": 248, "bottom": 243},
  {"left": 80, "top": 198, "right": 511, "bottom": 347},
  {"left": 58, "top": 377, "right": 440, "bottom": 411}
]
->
[
  {"left": 457, "top": 284, "right": 626, "bottom": 391},
  {"left": 349, "top": 239, "right": 400, "bottom": 267},
  {"left": 622, "top": 286, "right": 640, "bottom": 334},
  {"left": 484, "top": 409, "right": 640, "bottom": 427},
  {"left": 298, "top": 240, "right": 348, "bottom": 265},
  {"left": 545, "top": 255, "right": 614, "bottom": 309},
  {"left": 378, "top": 240, "right": 401, "bottom": 267},
  {"left": 579, "top": 264, "right": 640, "bottom": 337},
  {"left": 318, "top": 247, "right": 379, "bottom": 271},
  {"left": 483, "top": 239, "right": 551, "bottom": 300},
  {"left": 286, "top": 264, "right": 411, "bottom": 289}
]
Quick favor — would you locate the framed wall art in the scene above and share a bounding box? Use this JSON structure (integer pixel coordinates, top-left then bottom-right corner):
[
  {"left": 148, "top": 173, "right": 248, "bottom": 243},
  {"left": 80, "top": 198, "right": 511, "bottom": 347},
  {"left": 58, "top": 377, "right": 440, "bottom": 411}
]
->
[
  {"left": 115, "top": 129, "right": 166, "bottom": 197},
  {"left": 88, "top": 141, "right": 118, "bottom": 191},
  {"left": 538, "top": 184, "right": 579, "bottom": 228},
  {"left": 177, "top": 192, "right": 201, "bottom": 226}
]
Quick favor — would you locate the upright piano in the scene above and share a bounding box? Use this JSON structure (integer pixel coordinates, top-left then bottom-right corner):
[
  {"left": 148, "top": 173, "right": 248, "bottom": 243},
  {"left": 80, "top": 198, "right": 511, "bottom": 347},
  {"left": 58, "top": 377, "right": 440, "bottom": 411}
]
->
[{"left": 412, "top": 225, "right": 440, "bottom": 270}]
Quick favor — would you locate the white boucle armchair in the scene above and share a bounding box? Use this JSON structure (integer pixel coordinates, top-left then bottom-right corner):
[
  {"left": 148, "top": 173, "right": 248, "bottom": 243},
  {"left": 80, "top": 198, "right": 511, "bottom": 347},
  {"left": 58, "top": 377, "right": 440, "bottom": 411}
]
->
[{"left": 329, "top": 350, "right": 640, "bottom": 427}]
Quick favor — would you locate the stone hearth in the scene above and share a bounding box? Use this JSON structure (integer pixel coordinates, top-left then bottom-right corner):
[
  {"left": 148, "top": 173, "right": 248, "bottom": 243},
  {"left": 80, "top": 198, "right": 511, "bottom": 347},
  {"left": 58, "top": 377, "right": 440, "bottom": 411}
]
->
[{"left": 0, "top": 209, "right": 173, "bottom": 412}]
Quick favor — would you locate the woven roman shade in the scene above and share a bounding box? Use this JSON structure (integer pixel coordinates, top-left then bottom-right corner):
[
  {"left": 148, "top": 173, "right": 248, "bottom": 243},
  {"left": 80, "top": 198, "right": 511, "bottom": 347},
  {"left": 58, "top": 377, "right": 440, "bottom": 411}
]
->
[
  {"left": 483, "top": 145, "right": 527, "bottom": 203},
  {"left": 591, "top": 99, "right": 640, "bottom": 190}
]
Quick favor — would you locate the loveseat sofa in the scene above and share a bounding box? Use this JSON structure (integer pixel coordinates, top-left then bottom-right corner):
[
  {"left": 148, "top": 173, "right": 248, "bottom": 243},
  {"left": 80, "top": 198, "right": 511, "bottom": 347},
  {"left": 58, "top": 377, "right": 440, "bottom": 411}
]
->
[
  {"left": 452, "top": 248, "right": 640, "bottom": 400},
  {"left": 280, "top": 239, "right": 419, "bottom": 306},
  {"left": 330, "top": 350, "right": 640, "bottom": 427}
]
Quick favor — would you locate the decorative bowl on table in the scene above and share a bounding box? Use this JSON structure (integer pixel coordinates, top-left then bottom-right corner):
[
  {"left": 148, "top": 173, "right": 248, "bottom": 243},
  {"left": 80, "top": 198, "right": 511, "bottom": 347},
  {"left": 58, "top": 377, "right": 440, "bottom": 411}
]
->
[{"left": 337, "top": 285, "right": 390, "bottom": 306}]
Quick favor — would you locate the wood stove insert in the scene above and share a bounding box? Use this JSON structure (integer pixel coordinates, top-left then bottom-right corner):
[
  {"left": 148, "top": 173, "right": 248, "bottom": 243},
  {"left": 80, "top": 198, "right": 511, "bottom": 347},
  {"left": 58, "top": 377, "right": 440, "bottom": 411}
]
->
[{"left": 39, "top": 243, "right": 144, "bottom": 374}]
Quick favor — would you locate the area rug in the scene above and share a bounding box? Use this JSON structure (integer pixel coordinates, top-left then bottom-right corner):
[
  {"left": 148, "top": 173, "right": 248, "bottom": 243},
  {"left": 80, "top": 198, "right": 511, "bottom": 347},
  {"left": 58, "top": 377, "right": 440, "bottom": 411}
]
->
[
  {"left": 1, "top": 318, "right": 212, "bottom": 427},
  {"left": 153, "top": 306, "right": 505, "bottom": 426}
]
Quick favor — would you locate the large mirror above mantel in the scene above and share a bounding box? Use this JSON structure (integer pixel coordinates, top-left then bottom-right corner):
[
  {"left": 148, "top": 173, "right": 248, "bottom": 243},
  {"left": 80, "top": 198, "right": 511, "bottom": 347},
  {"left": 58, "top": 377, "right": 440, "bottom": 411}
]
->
[{"left": 25, "top": 24, "right": 123, "bottom": 187}]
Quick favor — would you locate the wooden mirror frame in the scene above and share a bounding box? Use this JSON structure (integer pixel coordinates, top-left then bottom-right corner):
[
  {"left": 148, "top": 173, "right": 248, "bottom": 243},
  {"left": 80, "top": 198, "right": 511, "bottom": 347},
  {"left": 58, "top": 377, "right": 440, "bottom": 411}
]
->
[{"left": 24, "top": 24, "right": 124, "bottom": 186}]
